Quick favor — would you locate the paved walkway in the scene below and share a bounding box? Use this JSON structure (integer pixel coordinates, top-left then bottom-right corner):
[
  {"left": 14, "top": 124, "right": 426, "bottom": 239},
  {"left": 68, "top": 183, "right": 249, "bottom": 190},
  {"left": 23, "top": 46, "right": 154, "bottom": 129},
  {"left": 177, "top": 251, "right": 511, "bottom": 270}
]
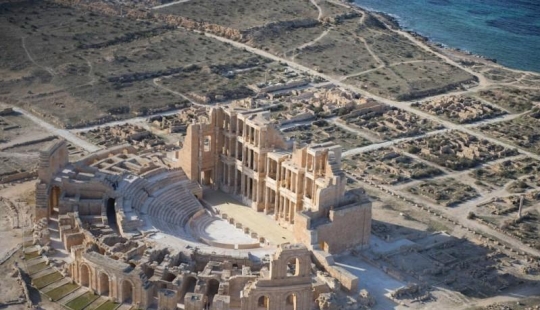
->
[
  {"left": 12, "top": 107, "right": 100, "bottom": 152},
  {"left": 203, "top": 190, "right": 295, "bottom": 245},
  {"left": 203, "top": 218, "right": 256, "bottom": 244}
]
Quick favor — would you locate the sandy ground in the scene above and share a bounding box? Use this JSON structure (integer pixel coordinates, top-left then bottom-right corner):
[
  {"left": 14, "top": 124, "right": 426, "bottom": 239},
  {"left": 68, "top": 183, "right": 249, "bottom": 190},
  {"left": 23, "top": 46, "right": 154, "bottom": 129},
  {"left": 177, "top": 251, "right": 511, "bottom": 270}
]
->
[{"left": 203, "top": 189, "right": 295, "bottom": 244}]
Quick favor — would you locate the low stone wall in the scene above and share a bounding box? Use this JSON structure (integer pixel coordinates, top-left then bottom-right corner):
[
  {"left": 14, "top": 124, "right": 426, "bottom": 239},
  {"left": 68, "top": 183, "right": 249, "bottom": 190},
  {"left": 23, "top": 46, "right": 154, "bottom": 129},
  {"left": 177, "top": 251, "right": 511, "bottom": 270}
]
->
[
  {"left": 311, "top": 250, "right": 358, "bottom": 292},
  {"left": 0, "top": 135, "right": 57, "bottom": 151},
  {"left": 14, "top": 266, "right": 32, "bottom": 308},
  {"left": 190, "top": 212, "right": 260, "bottom": 250},
  {"left": 0, "top": 171, "right": 37, "bottom": 184},
  {"left": 0, "top": 244, "right": 22, "bottom": 265}
]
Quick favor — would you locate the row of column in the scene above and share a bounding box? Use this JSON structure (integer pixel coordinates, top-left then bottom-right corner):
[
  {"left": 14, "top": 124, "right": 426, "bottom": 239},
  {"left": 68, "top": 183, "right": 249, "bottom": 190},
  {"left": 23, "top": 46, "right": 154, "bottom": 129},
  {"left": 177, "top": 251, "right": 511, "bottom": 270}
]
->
[
  {"left": 241, "top": 147, "right": 261, "bottom": 172},
  {"left": 222, "top": 136, "right": 236, "bottom": 158},
  {"left": 280, "top": 168, "right": 300, "bottom": 194},
  {"left": 244, "top": 125, "right": 261, "bottom": 147}
]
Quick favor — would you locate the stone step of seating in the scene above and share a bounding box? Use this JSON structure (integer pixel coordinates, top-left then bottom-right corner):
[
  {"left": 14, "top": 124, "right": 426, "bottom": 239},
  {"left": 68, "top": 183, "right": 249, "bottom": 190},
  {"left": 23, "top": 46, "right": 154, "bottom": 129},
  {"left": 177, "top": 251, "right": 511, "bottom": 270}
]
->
[
  {"left": 145, "top": 175, "right": 188, "bottom": 195},
  {"left": 190, "top": 214, "right": 218, "bottom": 241},
  {"left": 146, "top": 189, "right": 203, "bottom": 226},
  {"left": 144, "top": 170, "right": 188, "bottom": 194}
]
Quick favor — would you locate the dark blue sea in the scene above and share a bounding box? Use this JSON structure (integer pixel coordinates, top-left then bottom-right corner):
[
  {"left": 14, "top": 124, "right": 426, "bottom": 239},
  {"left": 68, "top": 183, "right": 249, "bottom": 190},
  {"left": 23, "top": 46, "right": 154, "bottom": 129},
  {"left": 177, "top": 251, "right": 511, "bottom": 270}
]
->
[{"left": 353, "top": 0, "right": 540, "bottom": 73}]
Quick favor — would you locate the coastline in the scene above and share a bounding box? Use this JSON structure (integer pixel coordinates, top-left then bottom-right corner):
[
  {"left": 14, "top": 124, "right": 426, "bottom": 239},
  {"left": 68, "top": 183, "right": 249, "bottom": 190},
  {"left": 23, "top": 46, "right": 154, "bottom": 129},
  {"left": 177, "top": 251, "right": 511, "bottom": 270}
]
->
[
  {"left": 351, "top": 3, "right": 498, "bottom": 62},
  {"left": 346, "top": 0, "right": 540, "bottom": 76}
]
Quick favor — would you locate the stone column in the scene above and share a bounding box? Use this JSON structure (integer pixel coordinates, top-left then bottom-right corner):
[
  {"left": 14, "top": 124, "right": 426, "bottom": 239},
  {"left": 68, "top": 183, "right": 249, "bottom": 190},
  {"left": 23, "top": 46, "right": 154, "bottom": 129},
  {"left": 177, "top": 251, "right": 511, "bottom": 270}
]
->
[
  {"left": 228, "top": 165, "right": 232, "bottom": 188},
  {"left": 240, "top": 173, "right": 245, "bottom": 196},
  {"left": 254, "top": 180, "right": 258, "bottom": 204}
]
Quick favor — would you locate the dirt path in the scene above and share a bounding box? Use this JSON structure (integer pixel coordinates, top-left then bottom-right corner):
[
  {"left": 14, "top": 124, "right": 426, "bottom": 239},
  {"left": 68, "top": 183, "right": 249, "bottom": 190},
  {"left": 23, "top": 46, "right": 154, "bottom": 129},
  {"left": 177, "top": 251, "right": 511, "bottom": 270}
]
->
[
  {"left": 353, "top": 34, "right": 384, "bottom": 65},
  {"left": 21, "top": 37, "right": 56, "bottom": 77},
  {"left": 309, "top": 0, "right": 324, "bottom": 21},
  {"left": 152, "top": 77, "right": 204, "bottom": 107},
  {"left": 290, "top": 28, "right": 331, "bottom": 59},
  {"left": 378, "top": 19, "right": 490, "bottom": 89},
  {"left": 0, "top": 151, "right": 39, "bottom": 159},
  {"left": 11, "top": 107, "right": 100, "bottom": 152},
  {"left": 82, "top": 57, "right": 96, "bottom": 87},
  {"left": 152, "top": 0, "right": 193, "bottom": 10}
]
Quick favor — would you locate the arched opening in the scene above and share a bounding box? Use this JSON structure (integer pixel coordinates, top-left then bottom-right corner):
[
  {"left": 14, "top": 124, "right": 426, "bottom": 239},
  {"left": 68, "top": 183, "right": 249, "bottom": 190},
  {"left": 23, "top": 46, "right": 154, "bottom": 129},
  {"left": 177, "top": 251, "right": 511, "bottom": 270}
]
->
[
  {"left": 180, "top": 276, "right": 197, "bottom": 304},
  {"left": 286, "top": 293, "right": 297, "bottom": 310},
  {"left": 201, "top": 170, "right": 213, "bottom": 186},
  {"left": 122, "top": 280, "right": 133, "bottom": 303},
  {"left": 49, "top": 186, "right": 61, "bottom": 216},
  {"left": 205, "top": 279, "right": 220, "bottom": 307},
  {"left": 163, "top": 272, "right": 176, "bottom": 282},
  {"left": 98, "top": 272, "right": 110, "bottom": 296},
  {"left": 257, "top": 295, "right": 270, "bottom": 310},
  {"left": 286, "top": 257, "right": 300, "bottom": 276},
  {"left": 80, "top": 264, "right": 90, "bottom": 287},
  {"left": 106, "top": 198, "right": 119, "bottom": 232}
]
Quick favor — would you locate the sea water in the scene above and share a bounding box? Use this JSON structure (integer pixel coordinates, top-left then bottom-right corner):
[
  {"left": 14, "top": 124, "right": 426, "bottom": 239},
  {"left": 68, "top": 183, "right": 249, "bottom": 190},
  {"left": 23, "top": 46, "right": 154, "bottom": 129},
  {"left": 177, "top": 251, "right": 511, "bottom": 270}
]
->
[{"left": 353, "top": 0, "right": 540, "bottom": 73}]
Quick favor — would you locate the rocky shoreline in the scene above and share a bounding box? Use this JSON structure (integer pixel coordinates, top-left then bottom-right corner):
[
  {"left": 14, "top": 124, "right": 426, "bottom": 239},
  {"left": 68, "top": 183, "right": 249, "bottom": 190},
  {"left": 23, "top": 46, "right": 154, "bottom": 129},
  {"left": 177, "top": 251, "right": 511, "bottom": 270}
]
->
[{"left": 346, "top": 1, "right": 499, "bottom": 65}]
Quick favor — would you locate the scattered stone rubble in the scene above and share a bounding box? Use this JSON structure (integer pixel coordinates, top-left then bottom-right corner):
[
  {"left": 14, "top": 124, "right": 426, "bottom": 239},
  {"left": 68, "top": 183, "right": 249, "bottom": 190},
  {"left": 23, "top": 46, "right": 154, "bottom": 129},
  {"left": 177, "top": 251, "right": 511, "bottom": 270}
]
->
[{"left": 413, "top": 95, "right": 506, "bottom": 124}]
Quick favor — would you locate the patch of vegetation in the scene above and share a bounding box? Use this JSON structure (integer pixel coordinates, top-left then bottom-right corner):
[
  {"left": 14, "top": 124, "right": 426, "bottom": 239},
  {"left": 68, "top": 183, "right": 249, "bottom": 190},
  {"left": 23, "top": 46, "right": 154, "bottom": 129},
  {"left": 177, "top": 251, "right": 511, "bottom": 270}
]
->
[
  {"left": 66, "top": 292, "right": 99, "bottom": 310},
  {"left": 27, "top": 262, "right": 48, "bottom": 274},
  {"left": 94, "top": 300, "right": 120, "bottom": 310},
  {"left": 349, "top": 62, "right": 475, "bottom": 101},
  {"left": 426, "top": 220, "right": 450, "bottom": 232},
  {"left": 45, "top": 283, "right": 79, "bottom": 301},
  {"left": 474, "top": 87, "right": 540, "bottom": 113},
  {"left": 155, "top": 0, "right": 319, "bottom": 30},
  {"left": 24, "top": 251, "right": 40, "bottom": 260},
  {"left": 32, "top": 271, "right": 63, "bottom": 289}
]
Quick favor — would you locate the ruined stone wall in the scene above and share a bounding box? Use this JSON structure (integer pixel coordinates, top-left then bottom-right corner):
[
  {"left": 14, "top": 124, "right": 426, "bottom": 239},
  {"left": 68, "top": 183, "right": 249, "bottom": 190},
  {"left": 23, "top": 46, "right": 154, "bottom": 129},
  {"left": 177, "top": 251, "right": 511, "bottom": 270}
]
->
[
  {"left": 35, "top": 140, "right": 69, "bottom": 221},
  {"left": 316, "top": 202, "right": 371, "bottom": 254},
  {"left": 158, "top": 289, "right": 177, "bottom": 310},
  {"left": 79, "top": 144, "right": 136, "bottom": 167},
  {"left": 264, "top": 125, "right": 291, "bottom": 151},
  {"left": 313, "top": 177, "right": 346, "bottom": 215},
  {"left": 292, "top": 212, "right": 314, "bottom": 247},
  {"left": 175, "top": 124, "right": 201, "bottom": 182},
  {"left": 70, "top": 249, "right": 152, "bottom": 308},
  {"left": 311, "top": 250, "right": 359, "bottom": 292},
  {"left": 227, "top": 276, "right": 256, "bottom": 307},
  {"left": 240, "top": 245, "right": 313, "bottom": 310}
]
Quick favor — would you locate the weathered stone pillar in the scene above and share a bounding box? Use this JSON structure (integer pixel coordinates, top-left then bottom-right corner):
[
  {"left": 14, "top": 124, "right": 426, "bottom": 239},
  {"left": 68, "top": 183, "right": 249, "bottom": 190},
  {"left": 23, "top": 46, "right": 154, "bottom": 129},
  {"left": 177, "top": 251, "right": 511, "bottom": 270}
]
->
[{"left": 158, "top": 289, "right": 177, "bottom": 310}]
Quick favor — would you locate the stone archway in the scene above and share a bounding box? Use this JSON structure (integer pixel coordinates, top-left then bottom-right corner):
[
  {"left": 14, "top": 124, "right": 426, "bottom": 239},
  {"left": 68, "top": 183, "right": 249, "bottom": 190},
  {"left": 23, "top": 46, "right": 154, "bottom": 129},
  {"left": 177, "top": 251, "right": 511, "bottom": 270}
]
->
[
  {"left": 180, "top": 276, "right": 197, "bottom": 304},
  {"left": 286, "top": 293, "right": 297, "bottom": 310},
  {"left": 257, "top": 295, "right": 270, "bottom": 310},
  {"left": 206, "top": 279, "right": 220, "bottom": 307},
  {"left": 286, "top": 257, "right": 300, "bottom": 276},
  {"left": 106, "top": 198, "right": 119, "bottom": 232},
  {"left": 122, "top": 280, "right": 134, "bottom": 303},
  {"left": 80, "top": 264, "right": 90, "bottom": 287},
  {"left": 49, "top": 186, "right": 61, "bottom": 216},
  {"left": 98, "top": 272, "right": 110, "bottom": 296}
]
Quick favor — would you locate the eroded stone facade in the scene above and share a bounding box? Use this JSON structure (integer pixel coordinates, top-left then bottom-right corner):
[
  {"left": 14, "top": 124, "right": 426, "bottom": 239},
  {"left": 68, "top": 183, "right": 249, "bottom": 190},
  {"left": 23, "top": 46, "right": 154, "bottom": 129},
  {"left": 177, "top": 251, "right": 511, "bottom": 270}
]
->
[{"left": 173, "top": 107, "right": 371, "bottom": 254}]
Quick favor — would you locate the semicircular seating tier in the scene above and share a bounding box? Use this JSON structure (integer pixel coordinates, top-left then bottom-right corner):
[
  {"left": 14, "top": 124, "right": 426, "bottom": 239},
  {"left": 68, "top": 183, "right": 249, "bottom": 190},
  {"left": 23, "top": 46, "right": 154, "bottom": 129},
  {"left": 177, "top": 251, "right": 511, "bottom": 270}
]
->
[{"left": 116, "top": 169, "right": 203, "bottom": 237}]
